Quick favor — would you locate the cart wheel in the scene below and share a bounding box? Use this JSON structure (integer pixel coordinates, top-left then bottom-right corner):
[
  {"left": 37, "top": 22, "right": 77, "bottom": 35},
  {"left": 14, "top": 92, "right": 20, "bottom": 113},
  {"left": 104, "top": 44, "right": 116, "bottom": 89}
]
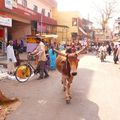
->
[{"left": 15, "top": 65, "right": 32, "bottom": 83}]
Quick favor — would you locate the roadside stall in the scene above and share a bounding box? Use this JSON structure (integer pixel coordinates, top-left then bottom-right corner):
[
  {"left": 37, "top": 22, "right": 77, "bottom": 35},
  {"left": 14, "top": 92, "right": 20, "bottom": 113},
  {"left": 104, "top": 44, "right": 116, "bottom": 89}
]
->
[
  {"left": 26, "top": 35, "right": 39, "bottom": 52},
  {"left": 26, "top": 34, "right": 58, "bottom": 52},
  {"left": 41, "top": 34, "right": 58, "bottom": 50},
  {"left": 41, "top": 34, "right": 58, "bottom": 44}
]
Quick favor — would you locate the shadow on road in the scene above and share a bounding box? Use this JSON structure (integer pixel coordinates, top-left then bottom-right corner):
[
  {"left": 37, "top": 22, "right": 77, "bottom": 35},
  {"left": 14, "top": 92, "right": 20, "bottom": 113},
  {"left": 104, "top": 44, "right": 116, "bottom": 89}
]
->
[
  {"left": 60, "top": 68, "right": 101, "bottom": 120},
  {"left": 0, "top": 67, "right": 101, "bottom": 120}
]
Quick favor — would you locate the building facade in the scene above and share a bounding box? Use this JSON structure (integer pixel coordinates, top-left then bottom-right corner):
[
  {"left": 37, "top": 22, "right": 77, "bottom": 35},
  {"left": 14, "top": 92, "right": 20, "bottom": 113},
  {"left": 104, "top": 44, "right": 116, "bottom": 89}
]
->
[
  {"left": 0, "top": 0, "right": 57, "bottom": 55},
  {"left": 94, "top": 28, "right": 112, "bottom": 43},
  {"left": 113, "top": 17, "right": 120, "bottom": 41},
  {"left": 56, "top": 11, "right": 89, "bottom": 44}
]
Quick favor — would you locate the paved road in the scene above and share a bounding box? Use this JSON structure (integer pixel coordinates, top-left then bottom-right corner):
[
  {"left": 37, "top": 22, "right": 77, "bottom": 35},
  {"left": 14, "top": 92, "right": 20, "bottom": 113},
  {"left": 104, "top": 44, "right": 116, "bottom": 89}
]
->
[{"left": 0, "top": 54, "right": 120, "bottom": 120}]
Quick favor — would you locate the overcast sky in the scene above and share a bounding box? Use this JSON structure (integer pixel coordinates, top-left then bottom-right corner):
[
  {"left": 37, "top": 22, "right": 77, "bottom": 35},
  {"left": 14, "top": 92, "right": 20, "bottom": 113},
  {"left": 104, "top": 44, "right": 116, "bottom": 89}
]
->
[{"left": 56, "top": 0, "right": 120, "bottom": 28}]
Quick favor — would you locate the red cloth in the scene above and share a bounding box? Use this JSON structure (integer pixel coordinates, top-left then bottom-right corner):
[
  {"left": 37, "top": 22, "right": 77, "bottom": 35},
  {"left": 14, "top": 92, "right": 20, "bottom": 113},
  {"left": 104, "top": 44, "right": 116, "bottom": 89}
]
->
[{"left": 0, "top": 29, "right": 4, "bottom": 38}]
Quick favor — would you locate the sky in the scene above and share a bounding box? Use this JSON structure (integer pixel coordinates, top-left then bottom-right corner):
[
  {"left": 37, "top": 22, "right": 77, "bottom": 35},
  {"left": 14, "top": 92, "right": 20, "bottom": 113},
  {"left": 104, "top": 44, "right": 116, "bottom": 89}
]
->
[{"left": 56, "top": 0, "right": 120, "bottom": 29}]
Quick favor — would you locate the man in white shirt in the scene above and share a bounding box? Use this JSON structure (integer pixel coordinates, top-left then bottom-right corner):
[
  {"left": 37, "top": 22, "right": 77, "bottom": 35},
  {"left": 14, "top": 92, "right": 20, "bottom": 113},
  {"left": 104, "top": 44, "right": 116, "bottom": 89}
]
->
[
  {"left": 7, "top": 40, "right": 17, "bottom": 75},
  {"left": 31, "top": 38, "right": 49, "bottom": 79},
  {"left": 99, "top": 43, "right": 107, "bottom": 59}
]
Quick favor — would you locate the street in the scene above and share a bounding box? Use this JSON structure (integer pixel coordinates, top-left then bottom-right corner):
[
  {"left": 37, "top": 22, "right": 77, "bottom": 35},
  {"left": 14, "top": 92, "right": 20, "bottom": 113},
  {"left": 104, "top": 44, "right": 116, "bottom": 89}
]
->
[{"left": 0, "top": 54, "right": 120, "bottom": 120}]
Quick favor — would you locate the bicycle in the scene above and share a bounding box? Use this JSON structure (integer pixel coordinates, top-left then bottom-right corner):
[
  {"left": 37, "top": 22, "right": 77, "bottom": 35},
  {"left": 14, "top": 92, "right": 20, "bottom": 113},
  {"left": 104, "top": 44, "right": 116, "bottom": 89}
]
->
[{"left": 15, "top": 53, "right": 36, "bottom": 83}]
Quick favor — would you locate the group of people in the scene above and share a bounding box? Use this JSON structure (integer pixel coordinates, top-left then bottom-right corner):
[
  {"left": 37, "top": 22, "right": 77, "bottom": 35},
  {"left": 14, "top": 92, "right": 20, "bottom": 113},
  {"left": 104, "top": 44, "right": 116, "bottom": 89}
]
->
[
  {"left": 6, "top": 37, "right": 86, "bottom": 79},
  {"left": 6, "top": 39, "right": 25, "bottom": 75},
  {"left": 95, "top": 42, "right": 120, "bottom": 66},
  {"left": 31, "top": 38, "right": 82, "bottom": 80}
]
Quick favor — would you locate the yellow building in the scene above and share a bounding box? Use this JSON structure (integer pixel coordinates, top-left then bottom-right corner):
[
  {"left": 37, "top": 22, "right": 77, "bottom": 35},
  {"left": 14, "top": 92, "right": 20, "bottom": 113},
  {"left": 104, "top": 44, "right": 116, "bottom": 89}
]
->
[{"left": 56, "top": 11, "right": 81, "bottom": 44}]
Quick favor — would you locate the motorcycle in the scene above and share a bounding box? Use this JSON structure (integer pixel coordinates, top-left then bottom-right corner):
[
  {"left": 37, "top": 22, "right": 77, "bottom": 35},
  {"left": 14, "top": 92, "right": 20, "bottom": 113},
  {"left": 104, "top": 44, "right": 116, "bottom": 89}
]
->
[{"left": 100, "top": 50, "right": 106, "bottom": 62}]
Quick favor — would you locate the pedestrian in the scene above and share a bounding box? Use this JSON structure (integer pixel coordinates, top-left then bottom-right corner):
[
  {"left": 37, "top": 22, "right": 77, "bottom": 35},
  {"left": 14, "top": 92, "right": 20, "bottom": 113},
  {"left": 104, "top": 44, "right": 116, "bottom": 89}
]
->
[
  {"left": 71, "top": 44, "right": 76, "bottom": 53},
  {"left": 116, "top": 44, "right": 120, "bottom": 68},
  {"left": 107, "top": 44, "right": 112, "bottom": 55},
  {"left": 59, "top": 44, "right": 65, "bottom": 51},
  {"left": 48, "top": 46, "right": 56, "bottom": 70},
  {"left": 99, "top": 43, "right": 107, "bottom": 61},
  {"left": 13, "top": 40, "right": 20, "bottom": 66},
  {"left": 113, "top": 45, "right": 118, "bottom": 64},
  {"left": 31, "top": 38, "right": 49, "bottom": 79},
  {"left": 13, "top": 39, "right": 17, "bottom": 50},
  {"left": 20, "top": 40, "right": 24, "bottom": 52},
  {"left": 7, "top": 40, "right": 17, "bottom": 75}
]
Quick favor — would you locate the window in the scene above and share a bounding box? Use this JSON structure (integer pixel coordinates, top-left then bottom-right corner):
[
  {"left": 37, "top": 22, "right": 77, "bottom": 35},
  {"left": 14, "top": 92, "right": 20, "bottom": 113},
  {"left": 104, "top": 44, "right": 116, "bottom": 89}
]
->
[
  {"left": 33, "top": 5, "right": 38, "bottom": 12},
  {"left": 22, "top": 0, "right": 27, "bottom": 7},
  {"left": 72, "top": 18, "right": 77, "bottom": 26},
  {"left": 41, "top": 9, "right": 45, "bottom": 16},
  {"left": 48, "top": 12, "right": 50, "bottom": 17},
  {"left": 13, "top": 0, "right": 17, "bottom": 2},
  {"left": 13, "top": 0, "right": 18, "bottom": 7}
]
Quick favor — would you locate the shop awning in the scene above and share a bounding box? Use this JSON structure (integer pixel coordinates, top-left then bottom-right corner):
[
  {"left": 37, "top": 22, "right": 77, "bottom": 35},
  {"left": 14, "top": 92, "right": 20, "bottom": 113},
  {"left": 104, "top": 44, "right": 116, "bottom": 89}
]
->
[{"left": 79, "top": 27, "right": 87, "bottom": 35}]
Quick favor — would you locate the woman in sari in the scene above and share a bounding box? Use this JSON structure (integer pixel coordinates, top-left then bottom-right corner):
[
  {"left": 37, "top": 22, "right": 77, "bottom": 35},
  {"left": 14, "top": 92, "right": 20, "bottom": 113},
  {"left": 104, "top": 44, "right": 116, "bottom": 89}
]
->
[{"left": 48, "top": 46, "right": 56, "bottom": 70}]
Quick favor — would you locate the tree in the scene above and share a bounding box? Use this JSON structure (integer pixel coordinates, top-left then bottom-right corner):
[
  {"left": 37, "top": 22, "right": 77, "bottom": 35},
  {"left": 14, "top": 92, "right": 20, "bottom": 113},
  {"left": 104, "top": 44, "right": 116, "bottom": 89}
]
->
[{"left": 93, "top": 0, "right": 118, "bottom": 31}]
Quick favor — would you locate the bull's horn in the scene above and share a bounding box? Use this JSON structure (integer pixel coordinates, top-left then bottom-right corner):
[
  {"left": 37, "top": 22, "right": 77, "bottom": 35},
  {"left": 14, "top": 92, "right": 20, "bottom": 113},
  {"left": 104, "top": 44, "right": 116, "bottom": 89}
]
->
[
  {"left": 76, "top": 46, "right": 87, "bottom": 55},
  {"left": 54, "top": 49, "right": 66, "bottom": 57},
  {"left": 77, "top": 41, "right": 89, "bottom": 55}
]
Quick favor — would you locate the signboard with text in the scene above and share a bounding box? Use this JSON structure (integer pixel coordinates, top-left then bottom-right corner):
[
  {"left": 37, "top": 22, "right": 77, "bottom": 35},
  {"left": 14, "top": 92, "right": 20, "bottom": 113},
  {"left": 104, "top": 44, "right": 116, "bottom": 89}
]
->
[{"left": 0, "top": 17, "right": 12, "bottom": 27}]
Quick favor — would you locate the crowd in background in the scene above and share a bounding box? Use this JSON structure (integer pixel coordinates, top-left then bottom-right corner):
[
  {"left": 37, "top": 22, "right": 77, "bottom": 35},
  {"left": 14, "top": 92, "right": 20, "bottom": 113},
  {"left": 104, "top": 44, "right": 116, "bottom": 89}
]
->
[
  {"left": 6, "top": 37, "right": 86, "bottom": 76},
  {"left": 6, "top": 37, "right": 120, "bottom": 76},
  {"left": 89, "top": 41, "right": 120, "bottom": 65}
]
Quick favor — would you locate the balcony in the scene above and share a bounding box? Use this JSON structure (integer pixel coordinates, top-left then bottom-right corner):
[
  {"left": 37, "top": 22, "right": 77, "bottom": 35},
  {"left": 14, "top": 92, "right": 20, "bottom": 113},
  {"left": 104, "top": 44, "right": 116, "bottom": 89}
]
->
[{"left": 41, "top": 0, "right": 57, "bottom": 7}]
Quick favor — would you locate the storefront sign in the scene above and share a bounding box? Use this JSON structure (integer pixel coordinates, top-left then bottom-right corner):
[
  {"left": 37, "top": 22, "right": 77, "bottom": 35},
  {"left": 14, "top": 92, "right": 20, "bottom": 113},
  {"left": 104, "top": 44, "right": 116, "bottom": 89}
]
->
[
  {"left": 0, "top": 17, "right": 12, "bottom": 27},
  {"left": 4, "top": 0, "right": 13, "bottom": 9}
]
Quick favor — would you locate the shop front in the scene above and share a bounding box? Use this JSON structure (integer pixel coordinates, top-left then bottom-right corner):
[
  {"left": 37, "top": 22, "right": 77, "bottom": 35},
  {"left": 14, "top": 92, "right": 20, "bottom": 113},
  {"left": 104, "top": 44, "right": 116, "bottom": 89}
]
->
[
  {"left": 0, "top": 2, "right": 38, "bottom": 46},
  {"left": 37, "top": 15, "right": 57, "bottom": 35},
  {"left": 0, "top": 16, "right": 12, "bottom": 55},
  {"left": 0, "top": 1, "right": 57, "bottom": 54}
]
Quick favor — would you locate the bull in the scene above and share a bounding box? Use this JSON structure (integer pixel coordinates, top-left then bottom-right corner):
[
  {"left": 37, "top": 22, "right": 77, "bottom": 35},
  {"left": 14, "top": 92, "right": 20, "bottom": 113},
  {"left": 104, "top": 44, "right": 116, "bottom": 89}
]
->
[{"left": 54, "top": 44, "right": 88, "bottom": 104}]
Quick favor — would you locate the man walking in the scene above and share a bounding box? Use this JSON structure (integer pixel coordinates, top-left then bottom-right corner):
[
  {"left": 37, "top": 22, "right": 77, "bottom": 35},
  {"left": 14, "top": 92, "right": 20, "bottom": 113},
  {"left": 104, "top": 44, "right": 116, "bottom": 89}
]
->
[
  {"left": 7, "top": 40, "right": 17, "bottom": 75},
  {"left": 31, "top": 38, "right": 49, "bottom": 79}
]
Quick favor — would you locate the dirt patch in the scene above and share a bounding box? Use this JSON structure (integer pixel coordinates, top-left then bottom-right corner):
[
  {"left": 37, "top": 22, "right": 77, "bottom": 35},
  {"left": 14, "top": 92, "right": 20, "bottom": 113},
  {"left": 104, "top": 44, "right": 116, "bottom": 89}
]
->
[
  {"left": 0, "top": 90, "right": 21, "bottom": 120},
  {"left": 0, "top": 100, "right": 21, "bottom": 120}
]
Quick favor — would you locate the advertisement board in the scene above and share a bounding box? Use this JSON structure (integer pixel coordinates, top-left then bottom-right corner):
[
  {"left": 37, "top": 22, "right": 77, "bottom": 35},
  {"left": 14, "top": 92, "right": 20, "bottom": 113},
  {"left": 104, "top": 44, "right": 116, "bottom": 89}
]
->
[{"left": 0, "top": 17, "right": 12, "bottom": 27}]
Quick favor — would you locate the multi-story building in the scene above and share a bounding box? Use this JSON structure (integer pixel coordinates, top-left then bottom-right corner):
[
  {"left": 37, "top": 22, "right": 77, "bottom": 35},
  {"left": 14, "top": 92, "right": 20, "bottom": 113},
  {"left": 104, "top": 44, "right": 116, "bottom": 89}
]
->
[
  {"left": 56, "top": 11, "right": 87, "bottom": 44},
  {"left": 81, "top": 18, "right": 94, "bottom": 40},
  {"left": 94, "top": 28, "right": 104, "bottom": 42},
  {"left": 113, "top": 17, "right": 120, "bottom": 41},
  {"left": 0, "top": 0, "right": 57, "bottom": 55},
  {"left": 94, "top": 27, "right": 112, "bottom": 43}
]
